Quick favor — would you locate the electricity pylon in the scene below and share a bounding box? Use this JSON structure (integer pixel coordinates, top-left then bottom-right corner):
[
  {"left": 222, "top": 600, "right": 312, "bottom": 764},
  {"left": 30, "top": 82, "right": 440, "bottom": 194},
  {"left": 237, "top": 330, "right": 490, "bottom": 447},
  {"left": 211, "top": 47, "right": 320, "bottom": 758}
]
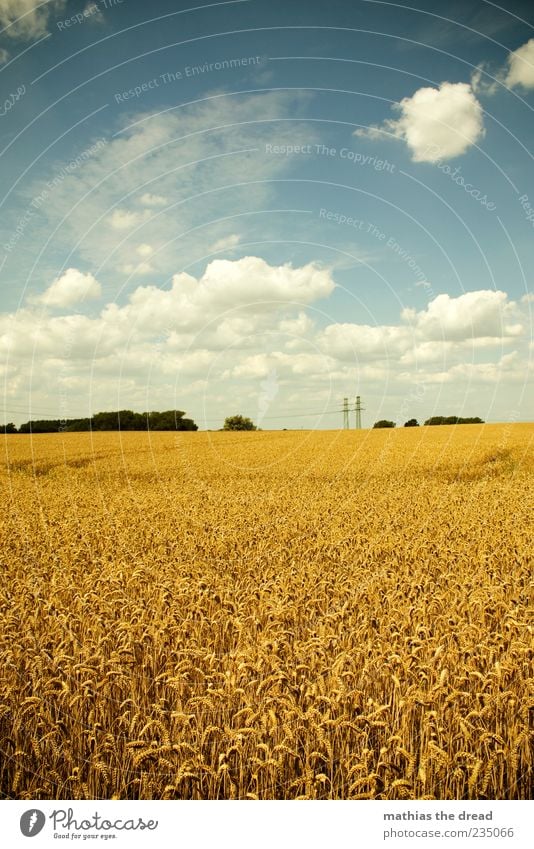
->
[
  {"left": 355, "top": 395, "right": 365, "bottom": 429},
  {"left": 343, "top": 397, "right": 349, "bottom": 429}
]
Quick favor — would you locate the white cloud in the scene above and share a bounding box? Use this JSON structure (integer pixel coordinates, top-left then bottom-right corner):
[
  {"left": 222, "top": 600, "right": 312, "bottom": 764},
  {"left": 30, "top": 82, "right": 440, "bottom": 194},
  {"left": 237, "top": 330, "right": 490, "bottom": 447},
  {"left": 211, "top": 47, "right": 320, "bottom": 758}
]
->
[
  {"left": 472, "top": 40, "right": 534, "bottom": 95},
  {"left": 470, "top": 65, "right": 499, "bottom": 97},
  {"left": 118, "top": 245, "right": 156, "bottom": 274},
  {"left": 138, "top": 193, "right": 168, "bottom": 207},
  {"left": 39, "top": 268, "right": 101, "bottom": 308},
  {"left": 2, "top": 268, "right": 531, "bottom": 425},
  {"left": 231, "top": 353, "right": 275, "bottom": 379},
  {"left": 210, "top": 233, "right": 241, "bottom": 253},
  {"left": 6, "top": 283, "right": 527, "bottom": 375},
  {"left": 0, "top": 47, "right": 9, "bottom": 63},
  {"left": 120, "top": 261, "right": 154, "bottom": 277},
  {"left": 231, "top": 351, "right": 332, "bottom": 379},
  {"left": 0, "top": 0, "right": 65, "bottom": 40},
  {"left": 420, "top": 351, "right": 528, "bottom": 384},
  {"left": 194, "top": 256, "right": 334, "bottom": 310},
  {"left": 109, "top": 209, "right": 149, "bottom": 230},
  {"left": 319, "top": 323, "right": 411, "bottom": 361},
  {"left": 83, "top": 1, "right": 104, "bottom": 25},
  {"left": 17, "top": 91, "right": 319, "bottom": 282},
  {"left": 279, "top": 312, "right": 315, "bottom": 338},
  {"left": 98, "top": 256, "right": 334, "bottom": 343},
  {"left": 4, "top": 257, "right": 335, "bottom": 361},
  {"left": 401, "top": 290, "right": 523, "bottom": 341},
  {"left": 356, "top": 82, "right": 485, "bottom": 162},
  {"left": 505, "top": 38, "right": 534, "bottom": 90}
]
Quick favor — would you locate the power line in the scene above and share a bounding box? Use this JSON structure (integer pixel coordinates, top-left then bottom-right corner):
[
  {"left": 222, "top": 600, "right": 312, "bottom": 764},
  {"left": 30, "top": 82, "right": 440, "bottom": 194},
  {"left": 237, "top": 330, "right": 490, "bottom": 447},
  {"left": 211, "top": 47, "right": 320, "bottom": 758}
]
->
[
  {"left": 200, "top": 408, "right": 347, "bottom": 423},
  {"left": 2, "top": 403, "right": 365, "bottom": 425}
]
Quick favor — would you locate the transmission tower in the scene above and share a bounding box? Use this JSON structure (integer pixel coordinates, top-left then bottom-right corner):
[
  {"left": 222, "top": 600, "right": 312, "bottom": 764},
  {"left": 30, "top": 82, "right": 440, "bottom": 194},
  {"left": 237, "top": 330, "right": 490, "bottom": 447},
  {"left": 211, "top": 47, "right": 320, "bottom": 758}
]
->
[
  {"left": 343, "top": 397, "right": 349, "bottom": 429},
  {"left": 355, "top": 395, "right": 365, "bottom": 429}
]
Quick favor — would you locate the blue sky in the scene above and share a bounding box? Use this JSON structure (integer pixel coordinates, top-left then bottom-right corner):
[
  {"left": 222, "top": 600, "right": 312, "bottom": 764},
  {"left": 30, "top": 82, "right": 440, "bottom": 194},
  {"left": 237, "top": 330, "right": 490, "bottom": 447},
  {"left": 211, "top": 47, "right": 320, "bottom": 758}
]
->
[{"left": 0, "top": 0, "right": 532, "bottom": 428}]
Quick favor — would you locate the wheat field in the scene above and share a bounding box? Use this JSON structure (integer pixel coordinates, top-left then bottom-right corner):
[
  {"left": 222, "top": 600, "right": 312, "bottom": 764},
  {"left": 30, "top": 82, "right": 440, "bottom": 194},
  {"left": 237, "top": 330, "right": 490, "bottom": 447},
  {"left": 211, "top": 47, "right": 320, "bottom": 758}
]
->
[{"left": 0, "top": 424, "right": 532, "bottom": 800}]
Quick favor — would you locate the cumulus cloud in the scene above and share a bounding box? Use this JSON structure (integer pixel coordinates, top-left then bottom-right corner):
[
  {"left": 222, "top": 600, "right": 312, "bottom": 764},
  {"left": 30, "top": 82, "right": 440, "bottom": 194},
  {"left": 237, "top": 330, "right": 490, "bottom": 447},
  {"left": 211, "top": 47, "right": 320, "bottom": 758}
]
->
[
  {"left": 6, "top": 257, "right": 335, "bottom": 360},
  {"left": 319, "top": 323, "right": 411, "bottom": 361},
  {"left": 99, "top": 256, "right": 334, "bottom": 341},
  {"left": 420, "top": 352, "right": 527, "bottom": 385},
  {"left": 1, "top": 277, "right": 531, "bottom": 424},
  {"left": 194, "top": 256, "right": 334, "bottom": 309},
  {"left": 0, "top": 0, "right": 65, "bottom": 40},
  {"left": 356, "top": 82, "right": 485, "bottom": 162},
  {"left": 39, "top": 268, "right": 101, "bottom": 308},
  {"left": 401, "top": 290, "right": 523, "bottom": 341},
  {"left": 505, "top": 38, "right": 534, "bottom": 90},
  {"left": 9, "top": 283, "right": 526, "bottom": 371},
  {"left": 231, "top": 351, "right": 332, "bottom": 379},
  {"left": 279, "top": 312, "right": 315, "bottom": 338},
  {"left": 472, "top": 40, "right": 534, "bottom": 95},
  {"left": 317, "top": 290, "right": 526, "bottom": 374}
]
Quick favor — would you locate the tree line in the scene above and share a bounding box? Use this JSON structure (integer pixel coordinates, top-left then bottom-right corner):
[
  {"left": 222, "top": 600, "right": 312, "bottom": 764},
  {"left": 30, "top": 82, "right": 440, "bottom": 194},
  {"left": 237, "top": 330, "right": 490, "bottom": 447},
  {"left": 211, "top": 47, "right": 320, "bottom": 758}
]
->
[
  {"left": 1, "top": 410, "right": 198, "bottom": 434},
  {"left": 373, "top": 416, "right": 484, "bottom": 428},
  {"left": 1, "top": 411, "right": 486, "bottom": 434}
]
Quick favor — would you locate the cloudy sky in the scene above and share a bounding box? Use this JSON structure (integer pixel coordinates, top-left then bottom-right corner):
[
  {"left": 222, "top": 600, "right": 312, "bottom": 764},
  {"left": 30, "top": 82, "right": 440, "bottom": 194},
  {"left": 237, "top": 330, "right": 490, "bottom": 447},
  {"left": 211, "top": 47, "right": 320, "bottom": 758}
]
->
[{"left": 0, "top": 0, "right": 532, "bottom": 429}]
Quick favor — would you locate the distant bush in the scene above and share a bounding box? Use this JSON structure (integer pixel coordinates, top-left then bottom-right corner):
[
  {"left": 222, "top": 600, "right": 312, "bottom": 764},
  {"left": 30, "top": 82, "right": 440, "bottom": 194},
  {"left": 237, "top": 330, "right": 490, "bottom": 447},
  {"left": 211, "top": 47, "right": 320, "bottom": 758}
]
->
[
  {"left": 223, "top": 415, "right": 257, "bottom": 431},
  {"left": 424, "top": 416, "right": 484, "bottom": 426},
  {"left": 404, "top": 419, "right": 419, "bottom": 427},
  {"left": 373, "top": 420, "right": 396, "bottom": 429}
]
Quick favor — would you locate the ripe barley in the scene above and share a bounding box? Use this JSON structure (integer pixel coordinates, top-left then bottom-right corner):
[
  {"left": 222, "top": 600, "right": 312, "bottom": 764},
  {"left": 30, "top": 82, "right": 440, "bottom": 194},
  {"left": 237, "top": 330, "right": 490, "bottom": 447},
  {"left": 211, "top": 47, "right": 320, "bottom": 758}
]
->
[{"left": 0, "top": 424, "right": 531, "bottom": 799}]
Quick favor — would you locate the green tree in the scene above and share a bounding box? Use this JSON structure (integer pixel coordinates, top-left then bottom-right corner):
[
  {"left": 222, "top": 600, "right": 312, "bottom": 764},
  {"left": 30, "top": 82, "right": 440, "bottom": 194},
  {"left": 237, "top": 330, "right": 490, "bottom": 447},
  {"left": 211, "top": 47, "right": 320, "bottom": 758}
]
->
[
  {"left": 1, "top": 422, "right": 17, "bottom": 433},
  {"left": 424, "top": 416, "right": 484, "bottom": 426},
  {"left": 18, "top": 410, "right": 198, "bottom": 433},
  {"left": 146, "top": 410, "right": 198, "bottom": 431},
  {"left": 223, "top": 414, "right": 257, "bottom": 431},
  {"left": 404, "top": 418, "right": 419, "bottom": 427},
  {"left": 18, "top": 419, "right": 63, "bottom": 433},
  {"left": 373, "top": 420, "right": 395, "bottom": 428}
]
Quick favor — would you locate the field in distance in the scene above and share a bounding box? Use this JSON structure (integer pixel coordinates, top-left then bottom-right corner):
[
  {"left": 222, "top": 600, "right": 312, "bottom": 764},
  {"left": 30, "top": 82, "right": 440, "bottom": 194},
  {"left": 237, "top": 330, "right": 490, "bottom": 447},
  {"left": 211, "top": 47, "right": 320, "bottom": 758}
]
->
[{"left": 0, "top": 424, "right": 532, "bottom": 799}]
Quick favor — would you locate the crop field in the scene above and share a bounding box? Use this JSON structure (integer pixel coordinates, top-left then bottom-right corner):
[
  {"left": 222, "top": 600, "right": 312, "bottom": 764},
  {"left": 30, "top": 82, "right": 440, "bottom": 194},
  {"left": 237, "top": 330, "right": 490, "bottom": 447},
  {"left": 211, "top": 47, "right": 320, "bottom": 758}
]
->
[{"left": 0, "top": 424, "right": 532, "bottom": 800}]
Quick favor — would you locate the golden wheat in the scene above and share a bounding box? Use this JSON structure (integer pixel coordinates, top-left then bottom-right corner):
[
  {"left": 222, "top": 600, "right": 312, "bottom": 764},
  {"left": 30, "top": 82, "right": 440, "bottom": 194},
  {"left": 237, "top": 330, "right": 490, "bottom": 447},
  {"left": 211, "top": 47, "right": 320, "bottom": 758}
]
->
[{"left": 0, "top": 424, "right": 532, "bottom": 799}]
